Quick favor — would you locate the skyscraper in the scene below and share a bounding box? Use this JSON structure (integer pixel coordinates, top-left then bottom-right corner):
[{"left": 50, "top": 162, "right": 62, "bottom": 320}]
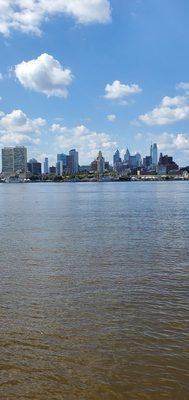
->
[
  {"left": 97, "top": 151, "right": 105, "bottom": 174},
  {"left": 124, "top": 148, "right": 130, "bottom": 163},
  {"left": 150, "top": 143, "right": 158, "bottom": 166},
  {"left": 113, "top": 149, "right": 121, "bottom": 165},
  {"left": 2, "top": 147, "right": 14, "bottom": 174},
  {"left": 14, "top": 146, "right": 27, "bottom": 173},
  {"left": 2, "top": 146, "right": 27, "bottom": 175},
  {"left": 69, "top": 149, "right": 79, "bottom": 173},
  {"left": 56, "top": 153, "right": 67, "bottom": 175},
  {"left": 44, "top": 157, "right": 49, "bottom": 174}
]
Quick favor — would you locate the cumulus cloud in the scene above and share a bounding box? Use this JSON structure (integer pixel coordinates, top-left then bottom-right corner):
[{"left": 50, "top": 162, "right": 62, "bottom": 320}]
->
[
  {"left": 0, "top": 132, "right": 40, "bottom": 146},
  {"left": 157, "top": 132, "right": 189, "bottom": 152},
  {"left": 107, "top": 114, "right": 116, "bottom": 122},
  {"left": 52, "top": 123, "right": 117, "bottom": 163},
  {"left": 139, "top": 95, "right": 189, "bottom": 125},
  {"left": 0, "top": 109, "right": 45, "bottom": 145},
  {"left": 0, "top": 0, "right": 111, "bottom": 36},
  {"left": 15, "top": 53, "right": 73, "bottom": 98},
  {"left": 104, "top": 80, "right": 142, "bottom": 100}
]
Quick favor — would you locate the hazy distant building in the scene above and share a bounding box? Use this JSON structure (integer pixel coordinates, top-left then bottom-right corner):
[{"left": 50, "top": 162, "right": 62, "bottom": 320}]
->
[
  {"left": 79, "top": 165, "right": 91, "bottom": 173},
  {"left": 97, "top": 151, "right": 105, "bottom": 174},
  {"left": 2, "top": 146, "right": 27, "bottom": 175},
  {"left": 105, "top": 161, "right": 111, "bottom": 171},
  {"left": 90, "top": 160, "right": 98, "bottom": 172},
  {"left": 27, "top": 159, "right": 41, "bottom": 175},
  {"left": 56, "top": 153, "right": 67, "bottom": 175},
  {"left": 49, "top": 166, "right": 56, "bottom": 174},
  {"left": 69, "top": 149, "right": 79, "bottom": 173},
  {"left": 143, "top": 156, "right": 152, "bottom": 168},
  {"left": 124, "top": 148, "right": 130, "bottom": 163},
  {"left": 150, "top": 143, "right": 158, "bottom": 166},
  {"left": 157, "top": 153, "right": 179, "bottom": 174},
  {"left": 113, "top": 149, "right": 121, "bottom": 165},
  {"left": 44, "top": 157, "right": 49, "bottom": 174},
  {"left": 129, "top": 153, "right": 142, "bottom": 169}
]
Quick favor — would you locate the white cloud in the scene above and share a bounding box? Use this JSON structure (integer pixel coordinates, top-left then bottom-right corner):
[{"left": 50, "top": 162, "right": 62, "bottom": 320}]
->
[
  {"left": 104, "top": 80, "right": 142, "bottom": 100},
  {"left": 52, "top": 123, "right": 117, "bottom": 163},
  {"left": 176, "top": 82, "right": 189, "bottom": 91},
  {"left": 157, "top": 132, "right": 189, "bottom": 152},
  {"left": 0, "top": 72, "right": 3, "bottom": 80},
  {"left": 107, "top": 114, "right": 116, "bottom": 122},
  {"left": 0, "top": 0, "right": 111, "bottom": 36},
  {"left": 0, "top": 109, "right": 45, "bottom": 145},
  {"left": 139, "top": 95, "right": 189, "bottom": 125},
  {"left": 15, "top": 53, "right": 73, "bottom": 98},
  {"left": 0, "top": 132, "right": 40, "bottom": 146}
]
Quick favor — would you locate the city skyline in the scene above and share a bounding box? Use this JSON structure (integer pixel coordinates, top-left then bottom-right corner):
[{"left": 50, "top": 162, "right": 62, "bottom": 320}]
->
[
  {"left": 0, "top": 1, "right": 189, "bottom": 166},
  {"left": 1, "top": 142, "right": 184, "bottom": 178}
]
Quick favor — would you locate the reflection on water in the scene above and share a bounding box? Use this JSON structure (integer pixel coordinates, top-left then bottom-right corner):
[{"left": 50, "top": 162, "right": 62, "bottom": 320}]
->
[{"left": 0, "top": 182, "right": 188, "bottom": 400}]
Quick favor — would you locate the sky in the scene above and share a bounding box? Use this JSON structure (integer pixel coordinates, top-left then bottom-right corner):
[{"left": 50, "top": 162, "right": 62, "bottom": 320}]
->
[{"left": 0, "top": 0, "right": 189, "bottom": 167}]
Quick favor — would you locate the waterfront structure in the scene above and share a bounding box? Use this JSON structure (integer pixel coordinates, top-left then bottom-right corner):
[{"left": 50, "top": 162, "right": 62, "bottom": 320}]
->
[
  {"left": 27, "top": 159, "right": 42, "bottom": 175},
  {"left": 2, "top": 146, "right": 27, "bottom": 176},
  {"left": 44, "top": 157, "right": 49, "bottom": 174},
  {"left": 150, "top": 143, "right": 158, "bottom": 166}
]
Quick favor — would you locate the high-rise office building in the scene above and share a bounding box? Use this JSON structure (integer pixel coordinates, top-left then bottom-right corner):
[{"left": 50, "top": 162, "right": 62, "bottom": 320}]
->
[
  {"left": 143, "top": 156, "right": 152, "bottom": 168},
  {"left": 44, "top": 157, "right": 49, "bottom": 174},
  {"left": 2, "top": 146, "right": 27, "bottom": 175},
  {"left": 2, "top": 147, "right": 14, "bottom": 174},
  {"left": 97, "top": 151, "right": 105, "bottom": 174},
  {"left": 56, "top": 153, "right": 67, "bottom": 175},
  {"left": 14, "top": 146, "right": 27, "bottom": 173},
  {"left": 69, "top": 149, "right": 79, "bottom": 173},
  {"left": 124, "top": 148, "right": 130, "bottom": 163},
  {"left": 129, "top": 153, "right": 142, "bottom": 168},
  {"left": 113, "top": 149, "right": 121, "bottom": 165},
  {"left": 150, "top": 143, "right": 158, "bottom": 166}
]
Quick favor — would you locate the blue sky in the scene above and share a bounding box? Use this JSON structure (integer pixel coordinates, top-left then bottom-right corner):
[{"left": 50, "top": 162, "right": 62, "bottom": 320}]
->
[{"left": 0, "top": 0, "right": 189, "bottom": 166}]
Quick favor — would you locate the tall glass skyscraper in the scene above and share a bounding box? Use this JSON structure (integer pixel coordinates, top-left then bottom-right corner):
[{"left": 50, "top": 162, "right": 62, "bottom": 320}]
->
[
  {"left": 69, "top": 149, "right": 79, "bottom": 173},
  {"left": 150, "top": 143, "right": 158, "bottom": 166},
  {"left": 56, "top": 153, "right": 67, "bottom": 175},
  {"left": 44, "top": 157, "right": 49, "bottom": 174}
]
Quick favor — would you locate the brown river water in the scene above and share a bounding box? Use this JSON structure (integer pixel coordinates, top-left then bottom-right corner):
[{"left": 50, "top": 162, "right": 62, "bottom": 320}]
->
[{"left": 0, "top": 182, "right": 188, "bottom": 400}]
